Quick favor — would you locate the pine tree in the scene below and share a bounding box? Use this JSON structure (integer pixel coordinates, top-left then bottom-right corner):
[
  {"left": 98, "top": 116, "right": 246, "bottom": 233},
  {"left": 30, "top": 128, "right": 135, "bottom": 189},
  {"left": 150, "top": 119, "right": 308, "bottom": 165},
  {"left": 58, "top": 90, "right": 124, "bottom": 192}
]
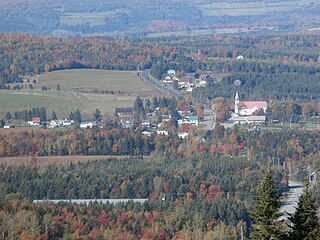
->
[
  {"left": 288, "top": 182, "right": 320, "bottom": 240},
  {"left": 51, "top": 110, "right": 57, "bottom": 120},
  {"left": 251, "top": 168, "right": 283, "bottom": 240}
]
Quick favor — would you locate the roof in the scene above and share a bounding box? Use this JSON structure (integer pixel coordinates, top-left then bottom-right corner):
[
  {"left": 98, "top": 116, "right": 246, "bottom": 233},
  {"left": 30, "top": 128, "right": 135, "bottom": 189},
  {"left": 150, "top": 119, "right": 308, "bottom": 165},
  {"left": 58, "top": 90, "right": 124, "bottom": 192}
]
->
[
  {"left": 189, "top": 116, "right": 199, "bottom": 121},
  {"left": 242, "top": 101, "right": 268, "bottom": 109},
  {"left": 32, "top": 117, "right": 41, "bottom": 123}
]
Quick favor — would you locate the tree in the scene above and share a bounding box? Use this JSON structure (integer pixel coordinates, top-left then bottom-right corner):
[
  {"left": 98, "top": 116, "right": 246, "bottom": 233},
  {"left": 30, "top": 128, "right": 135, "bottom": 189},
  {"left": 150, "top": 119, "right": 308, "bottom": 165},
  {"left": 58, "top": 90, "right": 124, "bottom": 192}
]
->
[
  {"left": 51, "top": 110, "right": 57, "bottom": 120},
  {"left": 75, "top": 109, "right": 82, "bottom": 123},
  {"left": 5, "top": 112, "right": 11, "bottom": 121},
  {"left": 93, "top": 109, "right": 102, "bottom": 122},
  {"left": 251, "top": 168, "right": 282, "bottom": 240},
  {"left": 288, "top": 182, "right": 320, "bottom": 240}
]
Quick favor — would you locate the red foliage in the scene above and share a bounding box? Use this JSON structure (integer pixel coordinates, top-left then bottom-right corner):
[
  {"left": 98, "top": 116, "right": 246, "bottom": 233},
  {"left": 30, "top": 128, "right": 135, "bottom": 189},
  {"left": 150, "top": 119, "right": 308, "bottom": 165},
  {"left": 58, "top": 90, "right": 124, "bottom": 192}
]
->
[
  {"left": 207, "top": 184, "right": 220, "bottom": 201},
  {"left": 149, "top": 192, "right": 159, "bottom": 201},
  {"left": 88, "top": 229, "right": 99, "bottom": 239}
]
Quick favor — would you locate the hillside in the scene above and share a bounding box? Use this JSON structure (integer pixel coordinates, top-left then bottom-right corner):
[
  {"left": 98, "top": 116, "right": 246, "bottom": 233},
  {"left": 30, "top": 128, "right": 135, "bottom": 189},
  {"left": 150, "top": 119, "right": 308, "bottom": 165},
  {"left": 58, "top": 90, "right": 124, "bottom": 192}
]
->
[{"left": 0, "top": 0, "right": 319, "bottom": 37}]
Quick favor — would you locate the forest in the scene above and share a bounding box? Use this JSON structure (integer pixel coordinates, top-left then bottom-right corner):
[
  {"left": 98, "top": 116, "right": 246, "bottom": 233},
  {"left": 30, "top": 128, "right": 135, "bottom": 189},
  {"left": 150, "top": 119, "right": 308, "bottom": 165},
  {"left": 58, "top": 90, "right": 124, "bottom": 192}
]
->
[{"left": 2, "top": 33, "right": 320, "bottom": 102}]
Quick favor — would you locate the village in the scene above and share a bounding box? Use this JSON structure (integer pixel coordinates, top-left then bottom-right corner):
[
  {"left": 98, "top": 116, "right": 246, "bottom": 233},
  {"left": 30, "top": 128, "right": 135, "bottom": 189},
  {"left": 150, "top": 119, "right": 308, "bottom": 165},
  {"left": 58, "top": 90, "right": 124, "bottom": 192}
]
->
[{"left": 1, "top": 84, "right": 269, "bottom": 142}]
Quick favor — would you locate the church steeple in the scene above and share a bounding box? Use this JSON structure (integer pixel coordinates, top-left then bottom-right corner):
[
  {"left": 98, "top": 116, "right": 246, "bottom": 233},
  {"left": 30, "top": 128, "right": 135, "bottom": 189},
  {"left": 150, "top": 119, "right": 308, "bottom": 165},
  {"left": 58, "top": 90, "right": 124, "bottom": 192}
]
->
[{"left": 235, "top": 91, "right": 239, "bottom": 115}]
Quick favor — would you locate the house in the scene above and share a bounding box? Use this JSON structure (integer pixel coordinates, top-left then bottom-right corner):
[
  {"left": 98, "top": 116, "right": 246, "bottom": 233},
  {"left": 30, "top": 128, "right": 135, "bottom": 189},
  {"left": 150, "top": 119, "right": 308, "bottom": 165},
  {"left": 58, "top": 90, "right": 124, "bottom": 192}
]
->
[
  {"left": 142, "top": 131, "right": 152, "bottom": 137},
  {"left": 80, "top": 121, "right": 96, "bottom": 129},
  {"left": 142, "top": 120, "right": 151, "bottom": 128},
  {"left": 196, "top": 80, "right": 207, "bottom": 88},
  {"left": 28, "top": 117, "right": 41, "bottom": 126},
  {"left": 234, "top": 92, "right": 268, "bottom": 116},
  {"left": 178, "top": 131, "right": 189, "bottom": 139},
  {"left": 49, "top": 119, "right": 63, "bottom": 128},
  {"left": 163, "top": 76, "right": 173, "bottom": 84},
  {"left": 115, "top": 108, "right": 133, "bottom": 118},
  {"left": 167, "top": 69, "right": 176, "bottom": 75},
  {"left": 156, "top": 130, "right": 169, "bottom": 136},
  {"left": 62, "top": 119, "right": 73, "bottom": 126},
  {"left": 178, "top": 106, "right": 191, "bottom": 116},
  {"left": 121, "top": 120, "right": 133, "bottom": 129},
  {"left": 236, "top": 55, "right": 244, "bottom": 60},
  {"left": 188, "top": 116, "right": 199, "bottom": 126}
]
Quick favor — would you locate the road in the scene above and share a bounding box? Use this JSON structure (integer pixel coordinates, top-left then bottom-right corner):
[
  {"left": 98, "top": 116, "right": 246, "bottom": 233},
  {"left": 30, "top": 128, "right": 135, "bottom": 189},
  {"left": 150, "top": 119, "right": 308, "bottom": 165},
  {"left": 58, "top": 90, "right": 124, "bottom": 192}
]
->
[
  {"left": 279, "top": 180, "right": 304, "bottom": 221},
  {"left": 138, "top": 70, "right": 186, "bottom": 99}
]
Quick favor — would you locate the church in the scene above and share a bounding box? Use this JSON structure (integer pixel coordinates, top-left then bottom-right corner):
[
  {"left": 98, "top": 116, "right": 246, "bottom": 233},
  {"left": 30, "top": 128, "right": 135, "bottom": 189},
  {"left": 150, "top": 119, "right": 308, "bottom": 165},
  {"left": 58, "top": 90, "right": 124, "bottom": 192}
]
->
[
  {"left": 234, "top": 92, "right": 268, "bottom": 116},
  {"left": 230, "top": 92, "right": 268, "bottom": 125}
]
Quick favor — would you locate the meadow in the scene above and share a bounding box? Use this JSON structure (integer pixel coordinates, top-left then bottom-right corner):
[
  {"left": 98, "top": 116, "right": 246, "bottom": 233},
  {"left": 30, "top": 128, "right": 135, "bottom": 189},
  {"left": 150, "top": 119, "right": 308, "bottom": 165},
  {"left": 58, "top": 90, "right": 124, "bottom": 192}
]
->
[
  {"left": 199, "top": 0, "right": 315, "bottom": 17},
  {"left": 1, "top": 69, "right": 161, "bottom": 119}
]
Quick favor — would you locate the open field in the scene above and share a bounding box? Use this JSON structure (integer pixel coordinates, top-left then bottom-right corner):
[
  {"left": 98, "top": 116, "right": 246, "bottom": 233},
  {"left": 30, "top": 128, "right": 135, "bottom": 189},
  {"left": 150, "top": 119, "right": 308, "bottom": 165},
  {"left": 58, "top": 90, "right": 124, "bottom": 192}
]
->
[
  {"left": 38, "top": 69, "right": 158, "bottom": 94},
  {"left": 0, "top": 90, "right": 78, "bottom": 119},
  {"left": 0, "top": 155, "right": 132, "bottom": 168},
  {"left": 199, "top": 0, "right": 315, "bottom": 17},
  {"left": 1, "top": 69, "right": 162, "bottom": 119}
]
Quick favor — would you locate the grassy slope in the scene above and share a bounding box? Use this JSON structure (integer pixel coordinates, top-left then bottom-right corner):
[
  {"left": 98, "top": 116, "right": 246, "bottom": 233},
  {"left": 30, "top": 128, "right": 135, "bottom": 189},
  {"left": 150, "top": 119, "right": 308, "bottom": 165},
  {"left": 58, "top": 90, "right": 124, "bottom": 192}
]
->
[{"left": 0, "top": 69, "right": 162, "bottom": 119}]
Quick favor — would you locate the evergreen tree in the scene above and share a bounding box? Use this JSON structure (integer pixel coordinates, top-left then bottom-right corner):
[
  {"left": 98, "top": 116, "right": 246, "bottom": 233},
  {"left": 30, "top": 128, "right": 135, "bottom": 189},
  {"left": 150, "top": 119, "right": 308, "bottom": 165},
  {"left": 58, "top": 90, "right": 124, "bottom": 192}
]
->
[
  {"left": 75, "top": 109, "right": 82, "bottom": 123},
  {"left": 51, "top": 110, "right": 57, "bottom": 120},
  {"left": 288, "top": 182, "right": 320, "bottom": 240},
  {"left": 93, "top": 109, "right": 102, "bottom": 122},
  {"left": 251, "top": 168, "right": 282, "bottom": 240},
  {"left": 5, "top": 112, "right": 11, "bottom": 121}
]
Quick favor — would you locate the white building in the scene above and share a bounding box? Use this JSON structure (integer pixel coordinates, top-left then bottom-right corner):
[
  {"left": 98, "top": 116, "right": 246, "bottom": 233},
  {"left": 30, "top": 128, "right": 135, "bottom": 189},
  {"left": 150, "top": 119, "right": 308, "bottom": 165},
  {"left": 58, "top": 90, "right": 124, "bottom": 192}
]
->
[
  {"left": 80, "top": 121, "right": 96, "bottom": 129},
  {"left": 234, "top": 92, "right": 268, "bottom": 116}
]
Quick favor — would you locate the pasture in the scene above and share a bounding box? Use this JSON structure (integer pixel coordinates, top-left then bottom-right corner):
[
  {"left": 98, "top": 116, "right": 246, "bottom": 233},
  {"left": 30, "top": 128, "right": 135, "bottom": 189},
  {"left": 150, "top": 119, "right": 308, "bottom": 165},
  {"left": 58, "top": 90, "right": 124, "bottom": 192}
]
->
[
  {"left": 199, "top": 0, "right": 315, "bottom": 17},
  {"left": 1, "top": 69, "right": 162, "bottom": 119}
]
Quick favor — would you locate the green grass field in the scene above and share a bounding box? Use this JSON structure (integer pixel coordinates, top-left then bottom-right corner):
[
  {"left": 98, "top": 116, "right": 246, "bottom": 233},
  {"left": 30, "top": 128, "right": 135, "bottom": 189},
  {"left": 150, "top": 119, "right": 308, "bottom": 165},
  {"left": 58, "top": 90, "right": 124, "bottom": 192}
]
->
[
  {"left": 0, "top": 69, "right": 162, "bottom": 120},
  {"left": 199, "top": 0, "right": 315, "bottom": 17}
]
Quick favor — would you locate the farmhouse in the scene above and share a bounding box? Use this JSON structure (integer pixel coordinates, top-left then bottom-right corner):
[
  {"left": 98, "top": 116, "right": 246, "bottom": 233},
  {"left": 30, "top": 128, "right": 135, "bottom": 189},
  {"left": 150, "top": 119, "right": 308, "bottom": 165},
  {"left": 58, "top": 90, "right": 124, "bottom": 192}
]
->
[{"left": 28, "top": 117, "right": 41, "bottom": 126}]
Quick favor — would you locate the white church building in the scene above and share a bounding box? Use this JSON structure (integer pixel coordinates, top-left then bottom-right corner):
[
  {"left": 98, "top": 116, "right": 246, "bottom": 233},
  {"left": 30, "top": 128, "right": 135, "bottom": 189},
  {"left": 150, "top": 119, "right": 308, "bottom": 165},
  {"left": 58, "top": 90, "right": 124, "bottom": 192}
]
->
[{"left": 231, "top": 92, "right": 268, "bottom": 124}]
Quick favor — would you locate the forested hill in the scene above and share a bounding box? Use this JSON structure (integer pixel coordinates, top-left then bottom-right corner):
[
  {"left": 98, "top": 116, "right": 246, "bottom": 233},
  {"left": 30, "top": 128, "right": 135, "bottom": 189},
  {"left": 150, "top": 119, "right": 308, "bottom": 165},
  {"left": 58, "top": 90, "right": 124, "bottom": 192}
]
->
[
  {"left": 0, "top": 0, "right": 319, "bottom": 37},
  {"left": 2, "top": 33, "right": 320, "bottom": 100}
]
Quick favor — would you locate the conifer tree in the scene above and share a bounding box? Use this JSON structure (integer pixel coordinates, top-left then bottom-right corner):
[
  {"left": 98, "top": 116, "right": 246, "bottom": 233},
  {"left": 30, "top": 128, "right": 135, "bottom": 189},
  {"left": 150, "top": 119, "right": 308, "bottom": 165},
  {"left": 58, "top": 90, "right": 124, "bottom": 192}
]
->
[
  {"left": 251, "top": 168, "right": 282, "bottom": 240},
  {"left": 288, "top": 182, "right": 320, "bottom": 240}
]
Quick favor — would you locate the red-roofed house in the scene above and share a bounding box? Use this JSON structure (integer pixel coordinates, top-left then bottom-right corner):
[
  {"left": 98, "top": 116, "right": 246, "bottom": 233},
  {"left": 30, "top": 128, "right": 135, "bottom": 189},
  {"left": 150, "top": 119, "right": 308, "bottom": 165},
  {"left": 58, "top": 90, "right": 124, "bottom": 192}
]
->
[{"left": 28, "top": 117, "right": 41, "bottom": 126}]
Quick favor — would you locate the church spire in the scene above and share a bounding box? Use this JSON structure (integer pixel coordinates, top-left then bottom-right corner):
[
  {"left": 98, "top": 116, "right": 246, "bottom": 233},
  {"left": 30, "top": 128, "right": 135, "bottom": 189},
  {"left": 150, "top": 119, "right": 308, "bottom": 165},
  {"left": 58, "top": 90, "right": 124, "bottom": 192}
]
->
[{"left": 235, "top": 91, "right": 239, "bottom": 115}]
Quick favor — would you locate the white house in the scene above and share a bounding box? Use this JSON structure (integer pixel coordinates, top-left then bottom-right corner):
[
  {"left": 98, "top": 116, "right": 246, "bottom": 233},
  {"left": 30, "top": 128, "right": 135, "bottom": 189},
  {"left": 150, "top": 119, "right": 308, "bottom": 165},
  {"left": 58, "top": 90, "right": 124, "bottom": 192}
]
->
[
  {"left": 178, "top": 131, "right": 189, "bottom": 139},
  {"left": 236, "top": 55, "right": 244, "bottom": 60},
  {"left": 142, "top": 131, "right": 152, "bottom": 137},
  {"left": 163, "top": 76, "right": 173, "bottom": 84},
  {"left": 167, "top": 69, "right": 176, "bottom": 75},
  {"left": 80, "top": 121, "right": 96, "bottom": 129},
  {"left": 156, "top": 130, "right": 169, "bottom": 136}
]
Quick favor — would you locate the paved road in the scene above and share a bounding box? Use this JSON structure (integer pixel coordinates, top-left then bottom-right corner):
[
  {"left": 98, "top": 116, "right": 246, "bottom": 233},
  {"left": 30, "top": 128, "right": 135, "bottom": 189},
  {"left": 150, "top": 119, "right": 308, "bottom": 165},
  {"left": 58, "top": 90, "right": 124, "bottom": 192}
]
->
[
  {"left": 279, "top": 180, "right": 304, "bottom": 221},
  {"left": 138, "top": 70, "right": 185, "bottom": 99},
  {"left": 203, "top": 108, "right": 215, "bottom": 130}
]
